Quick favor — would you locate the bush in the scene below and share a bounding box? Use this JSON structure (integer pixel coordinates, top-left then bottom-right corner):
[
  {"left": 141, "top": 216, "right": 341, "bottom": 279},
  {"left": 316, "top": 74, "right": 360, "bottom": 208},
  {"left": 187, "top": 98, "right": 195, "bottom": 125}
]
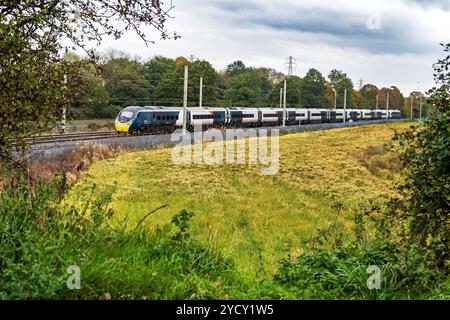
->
[
  {"left": 389, "top": 44, "right": 450, "bottom": 270},
  {"left": 273, "top": 208, "right": 449, "bottom": 299},
  {"left": 0, "top": 165, "right": 247, "bottom": 299}
]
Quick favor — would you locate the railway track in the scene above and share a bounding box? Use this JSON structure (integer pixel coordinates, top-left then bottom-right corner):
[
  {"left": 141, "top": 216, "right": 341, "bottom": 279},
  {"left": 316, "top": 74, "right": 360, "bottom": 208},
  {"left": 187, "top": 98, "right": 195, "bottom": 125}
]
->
[{"left": 28, "top": 131, "right": 119, "bottom": 145}]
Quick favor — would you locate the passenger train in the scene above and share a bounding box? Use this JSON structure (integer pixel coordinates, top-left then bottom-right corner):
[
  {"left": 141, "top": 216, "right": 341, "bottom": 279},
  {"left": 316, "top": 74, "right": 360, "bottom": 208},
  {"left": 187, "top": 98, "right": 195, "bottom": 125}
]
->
[{"left": 114, "top": 106, "right": 402, "bottom": 134}]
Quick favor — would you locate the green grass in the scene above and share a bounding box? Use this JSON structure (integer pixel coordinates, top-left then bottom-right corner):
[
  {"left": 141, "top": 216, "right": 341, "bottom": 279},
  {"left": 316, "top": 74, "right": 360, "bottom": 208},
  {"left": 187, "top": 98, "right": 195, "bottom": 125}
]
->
[{"left": 69, "top": 122, "right": 413, "bottom": 276}]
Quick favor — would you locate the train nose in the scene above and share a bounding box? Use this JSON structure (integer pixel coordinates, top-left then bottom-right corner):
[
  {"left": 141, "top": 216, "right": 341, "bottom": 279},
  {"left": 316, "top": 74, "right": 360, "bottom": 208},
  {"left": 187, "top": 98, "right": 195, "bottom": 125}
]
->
[{"left": 115, "top": 121, "right": 130, "bottom": 133}]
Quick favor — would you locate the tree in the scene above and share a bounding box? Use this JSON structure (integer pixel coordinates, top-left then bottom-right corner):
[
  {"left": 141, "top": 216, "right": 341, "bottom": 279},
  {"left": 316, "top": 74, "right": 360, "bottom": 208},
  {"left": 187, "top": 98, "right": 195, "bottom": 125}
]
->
[
  {"left": 324, "top": 84, "right": 335, "bottom": 108},
  {"left": 102, "top": 57, "right": 151, "bottom": 107},
  {"left": 360, "top": 84, "right": 379, "bottom": 109},
  {"left": 328, "top": 69, "right": 354, "bottom": 108},
  {"left": 0, "top": 0, "right": 176, "bottom": 157},
  {"left": 223, "top": 69, "right": 266, "bottom": 107},
  {"left": 300, "top": 68, "right": 326, "bottom": 107},
  {"left": 266, "top": 76, "right": 303, "bottom": 108},
  {"left": 142, "top": 56, "right": 177, "bottom": 104},
  {"left": 155, "top": 59, "right": 218, "bottom": 107},
  {"left": 391, "top": 43, "right": 450, "bottom": 270},
  {"left": 377, "top": 86, "right": 404, "bottom": 110},
  {"left": 225, "top": 60, "right": 247, "bottom": 78},
  {"left": 66, "top": 53, "right": 109, "bottom": 119}
]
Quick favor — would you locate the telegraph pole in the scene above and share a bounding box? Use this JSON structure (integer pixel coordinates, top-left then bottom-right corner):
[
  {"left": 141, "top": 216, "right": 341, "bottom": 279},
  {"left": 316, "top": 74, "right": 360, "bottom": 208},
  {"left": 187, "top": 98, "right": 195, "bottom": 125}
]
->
[
  {"left": 410, "top": 95, "right": 414, "bottom": 120},
  {"left": 199, "top": 77, "right": 203, "bottom": 108},
  {"left": 333, "top": 87, "right": 337, "bottom": 109},
  {"left": 343, "top": 89, "right": 347, "bottom": 123},
  {"left": 61, "top": 74, "right": 67, "bottom": 134},
  {"left": 386, "top": 91, "right": 390, "bottom": 119},
  {"left": 419, "top": 94, "right": 423, "bottom": 120},
  {"left": 376, "top": 94, "right": 379, "bottom": 109},
  {"left": 279, "top": 88, "right": 283, "bottom": 108},
  {"left": 285, "top": 56, "right": 296, "bottom": 76},
  {"left": 182, "top": 65, "right": 188, "bottom": 135},
  {"left": 283, "top": 79, "right": 287, "bottom": 126}
]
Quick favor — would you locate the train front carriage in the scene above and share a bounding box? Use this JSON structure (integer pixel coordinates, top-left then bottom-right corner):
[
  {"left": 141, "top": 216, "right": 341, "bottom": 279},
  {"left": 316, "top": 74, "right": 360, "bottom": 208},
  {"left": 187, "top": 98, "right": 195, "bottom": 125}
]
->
[{"left": 115, "top": 106, "right": 143, "bottom": 133}]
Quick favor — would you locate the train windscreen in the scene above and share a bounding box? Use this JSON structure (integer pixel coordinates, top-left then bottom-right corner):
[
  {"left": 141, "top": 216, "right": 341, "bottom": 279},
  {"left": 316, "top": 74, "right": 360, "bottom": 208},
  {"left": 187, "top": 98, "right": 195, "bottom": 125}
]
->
[{"left": 118, "top": 111, "right": 134, "bottom": 123}]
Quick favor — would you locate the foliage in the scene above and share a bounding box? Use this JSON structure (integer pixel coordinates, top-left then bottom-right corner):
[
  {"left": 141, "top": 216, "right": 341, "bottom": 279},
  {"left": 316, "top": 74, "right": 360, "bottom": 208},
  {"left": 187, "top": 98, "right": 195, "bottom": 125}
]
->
[
  {"left": 328, "top": 69, "right": 354, "bottom": 108},
  {"left": 225, "top": 60, "right": 247, "bottom": 78},
  {"left": 389, "top": 43, "right": 450, "bottom": 270},
  {"left": 300, "top": 68, "right": 326, "bottom": 107},
  {"left": 0, "top": 164, "right": 245, "bottom": 299},
  {"left": 272, "top": 194, "right": 449, "bottom": 300},
  {"left": 0, "top": 0, "right": 175, "bottom": 158},
  {"left": 102, "top": 57, "right": 151, "bottom": 106},
  {"left": 69, "top": 122, "right": 411, "bottom": 275},
  {"left": 223, "top": 69, "right": 270, "bottom": 107},
  {"left": 155, "top": 59, "right": 218, "bottom": 106},
  {"left": 266, "top": 76, "right": 303, "bottom": 108},
  {"left": 360, "top": 84, "right": 379, "bottom": 109}
]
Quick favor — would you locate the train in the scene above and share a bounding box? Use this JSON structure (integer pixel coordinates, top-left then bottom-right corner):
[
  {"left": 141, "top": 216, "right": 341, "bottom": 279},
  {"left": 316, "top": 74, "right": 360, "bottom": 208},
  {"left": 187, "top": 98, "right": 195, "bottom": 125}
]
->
[{"left": 114, "top": 106, "right": 402, "bottom": 134}]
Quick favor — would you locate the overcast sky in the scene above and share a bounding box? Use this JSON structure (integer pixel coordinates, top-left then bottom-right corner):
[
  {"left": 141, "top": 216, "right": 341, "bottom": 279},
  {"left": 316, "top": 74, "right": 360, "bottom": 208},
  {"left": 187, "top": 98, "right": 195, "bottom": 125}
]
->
[{"left": 94, "top": 0, "right": 450, "bottom": 95}]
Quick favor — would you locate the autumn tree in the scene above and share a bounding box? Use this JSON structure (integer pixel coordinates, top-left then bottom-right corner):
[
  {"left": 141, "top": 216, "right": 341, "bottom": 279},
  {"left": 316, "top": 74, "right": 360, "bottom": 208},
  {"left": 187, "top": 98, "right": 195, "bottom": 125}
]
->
[
  {"left": 359, "top": 84, "right": 379, "bottom": 109},
  {"left": 328, "top": 69, "right": 354, "bottom": 108}
]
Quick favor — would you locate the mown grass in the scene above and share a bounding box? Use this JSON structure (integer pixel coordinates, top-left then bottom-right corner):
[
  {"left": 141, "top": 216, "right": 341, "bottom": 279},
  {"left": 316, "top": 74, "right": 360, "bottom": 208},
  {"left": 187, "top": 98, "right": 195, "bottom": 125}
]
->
[{"left": 68, "top": 122, "right": 412, "bottom": 276}]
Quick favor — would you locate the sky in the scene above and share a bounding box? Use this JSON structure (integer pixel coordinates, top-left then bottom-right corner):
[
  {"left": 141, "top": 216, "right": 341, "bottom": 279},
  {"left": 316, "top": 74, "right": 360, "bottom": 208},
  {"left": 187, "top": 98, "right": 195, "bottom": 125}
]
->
[{"left": 92, "top": 0, "right": 450, "bottom": 95}]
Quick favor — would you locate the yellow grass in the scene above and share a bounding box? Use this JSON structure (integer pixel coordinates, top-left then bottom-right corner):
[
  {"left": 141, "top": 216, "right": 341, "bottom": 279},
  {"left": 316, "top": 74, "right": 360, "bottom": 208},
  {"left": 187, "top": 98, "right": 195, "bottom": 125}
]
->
[{"left": 68, "top": 122, "right": 412, "bottom": 275}]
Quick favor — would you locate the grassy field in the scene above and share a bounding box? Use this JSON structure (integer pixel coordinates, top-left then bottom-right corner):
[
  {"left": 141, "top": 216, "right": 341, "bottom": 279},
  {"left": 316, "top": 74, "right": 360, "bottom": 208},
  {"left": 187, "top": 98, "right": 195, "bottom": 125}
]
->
[{"left": 69, "top": 122, "right": 411, "bottom": 276}]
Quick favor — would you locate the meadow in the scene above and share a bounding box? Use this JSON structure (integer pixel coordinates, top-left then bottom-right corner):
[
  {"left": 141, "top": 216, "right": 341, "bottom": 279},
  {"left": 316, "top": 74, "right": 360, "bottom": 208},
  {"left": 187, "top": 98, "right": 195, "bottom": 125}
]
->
[{"left": 68, "top": 122, "right": 410, "bottom": 277}]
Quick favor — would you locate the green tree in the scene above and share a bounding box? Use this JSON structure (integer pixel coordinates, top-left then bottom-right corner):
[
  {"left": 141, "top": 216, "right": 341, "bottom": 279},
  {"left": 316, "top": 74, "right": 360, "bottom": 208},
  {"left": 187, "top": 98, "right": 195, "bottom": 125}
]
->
[
  {"left": 155, "top": 59, "right": 218, "bottom": 107},
  {"left": 102, "top": 57, "right": 151, "bottom": 107},
  {"left": 391, "top": 43, "right": 450, "bottom": 270},
  {"left": 300, "top": 68, "right": 326, "bottom": 107},
  {"left": 266, "top": 76, "right": 303, "bottom": 108},
  {"left": 223, "top": 69, "right": 266, "bottom": 107},
  {"left": 65, "top": 53, "right": 109, "bottom": 119},
  {"left": 0, "top": 0, "right": 175, "bottom": 157},
  {"left": 142, "top": 56, "right": 177, "bottom": 104},
  {"left": 328, "top": 69, "right": 354, "bottom": 108},
  {"left": 225, "top": 60, "right": 247, "bottom": 78}
]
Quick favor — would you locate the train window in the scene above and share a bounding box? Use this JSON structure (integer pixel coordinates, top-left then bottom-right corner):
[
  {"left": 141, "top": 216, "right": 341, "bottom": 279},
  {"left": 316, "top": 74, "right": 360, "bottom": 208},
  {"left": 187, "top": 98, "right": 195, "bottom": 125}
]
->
[
  {"left": 296, "top": 113, "right": 305, "bottom": 117},
  {"left": 118, "top": 111, "right": 134, "bottom": 123}
]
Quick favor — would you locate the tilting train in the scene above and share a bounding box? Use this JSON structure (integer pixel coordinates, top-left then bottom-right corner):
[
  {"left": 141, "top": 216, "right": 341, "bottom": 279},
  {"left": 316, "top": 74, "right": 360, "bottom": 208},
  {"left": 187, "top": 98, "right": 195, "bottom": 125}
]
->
[{"left": 114, "top": 106, "right": 402, "bottom": 134}]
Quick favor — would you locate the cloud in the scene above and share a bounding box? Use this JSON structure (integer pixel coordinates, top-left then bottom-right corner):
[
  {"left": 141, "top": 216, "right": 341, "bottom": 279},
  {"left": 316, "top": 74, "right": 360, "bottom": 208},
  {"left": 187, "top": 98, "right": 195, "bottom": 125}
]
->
[{"left": 91, "top": 0, "right": 450, "bottom": 95}]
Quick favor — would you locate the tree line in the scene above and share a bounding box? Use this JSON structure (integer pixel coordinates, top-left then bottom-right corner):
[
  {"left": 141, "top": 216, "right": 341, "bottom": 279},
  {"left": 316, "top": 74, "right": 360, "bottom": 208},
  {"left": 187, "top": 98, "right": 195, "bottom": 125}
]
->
[{"left": 69, "top": 52, "right": 429, "bottom": 119}]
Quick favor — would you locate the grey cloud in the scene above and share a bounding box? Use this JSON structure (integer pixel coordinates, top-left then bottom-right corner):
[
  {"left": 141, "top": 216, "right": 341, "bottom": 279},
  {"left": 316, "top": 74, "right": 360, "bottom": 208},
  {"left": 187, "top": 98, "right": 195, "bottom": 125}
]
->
[{"left": 210, "top": 0, "right": 446, "bottom": 54}]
